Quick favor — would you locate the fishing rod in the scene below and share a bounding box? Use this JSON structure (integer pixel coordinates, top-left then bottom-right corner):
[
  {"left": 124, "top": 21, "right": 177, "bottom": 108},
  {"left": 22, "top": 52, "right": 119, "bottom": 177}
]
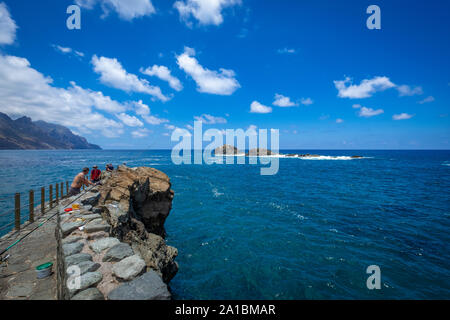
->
[{"left": 0, "top": 183, "right": 99, "bottom": 262}]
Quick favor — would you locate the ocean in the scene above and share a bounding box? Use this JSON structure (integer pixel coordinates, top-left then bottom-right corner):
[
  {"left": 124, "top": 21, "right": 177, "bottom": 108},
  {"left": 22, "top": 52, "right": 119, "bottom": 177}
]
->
[{"left": 0, "top": 150, "right": 449, "bottom": 299}]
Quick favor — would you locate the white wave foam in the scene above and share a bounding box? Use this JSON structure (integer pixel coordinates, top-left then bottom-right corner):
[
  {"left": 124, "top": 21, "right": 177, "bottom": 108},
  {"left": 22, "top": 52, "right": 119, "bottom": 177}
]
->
[{"left": 212, "top": 188, "right": 224, "bottom": 198}]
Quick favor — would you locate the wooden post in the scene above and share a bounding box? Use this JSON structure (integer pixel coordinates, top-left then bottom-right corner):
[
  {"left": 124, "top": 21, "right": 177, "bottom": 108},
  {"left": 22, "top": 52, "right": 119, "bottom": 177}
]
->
[
  {"left": 29, "top": 190, "right": 34, "bottom": 223},
  {"left": 49, "top": 184, "right": 53, "bottom": 209},
  {"left": 66, "top": 181, "right": 69, "bottom": 196},
  {"left": 41, "top": 187, "right": 45, "bottom": 215},
  {"left": 55, "top": 183, "right": 59, "bottom": 205},
  {"left": 61, "top": 182, "right": 64, "bottom": 198},
  {"left": 15, "top": 193, "right": 20, "bottom": 231}
]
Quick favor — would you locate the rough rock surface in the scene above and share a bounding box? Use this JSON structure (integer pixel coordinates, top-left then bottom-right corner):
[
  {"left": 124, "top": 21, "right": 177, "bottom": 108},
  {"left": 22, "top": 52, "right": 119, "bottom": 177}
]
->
[
  {"left": 56, "top": 166, "right": 178, "bottom": 300},
  {"left": 214, "top": 144, "right": 241, "bottom": 155},
  {"left": 246, "top": 148, "right": 275, "bottom": 156},
  {"left": 89, "top": 237, "right": 120, "bottom": 253},
  {"left": 97, "top": 166, "right": 178, "bottom": 282},
  {"left": 98, "top": 166, "right": 174, "bottom": 237},
  {"left": 107, "top": 271, "right": 171, "bottom": 300},
  {"left": 112, "top": 255, "right": 146, "bottom": 281},
  {"left": 103, "top": 243, "right": 134, "bottom": 262},
  {"left": 71, "top": 288, "right": 104, "bottom": 300}
]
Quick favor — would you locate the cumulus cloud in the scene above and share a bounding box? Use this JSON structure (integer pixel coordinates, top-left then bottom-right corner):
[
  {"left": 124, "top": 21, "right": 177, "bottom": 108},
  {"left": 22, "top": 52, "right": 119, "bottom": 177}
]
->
[
  {"left": 393, "top": 113, "right": 414, "bottom": 120},
  {"left": 140, "top": 65, "right": 183, "bottom": 91},
  {"left": 250, "top": 101, "right": 272, "bottom": 114},
  {"left": 353, "top": 104, "right": 384, "bottom": 118},
  {"left": 194, "top": 114, "right": 227, "bottom": 124},
  {"left": 418, "top": 96, "right": 435, "bottom": 104},
  {"left": 116, "top": 113, "right": 144, "bottom": 127},
  {"left": 0, "top": 2, "right": 17, "bottom": 45},
  {"left": 397, "top": 85, "right": 423, "bottom": 97},
  {"left": 174, "top": 0, "right": 241, "bottom": 26},
  {"left": 75, "top": 0, "right": 155, "bottom": 21},
  {"left": 130, "top": 100, "right": 169, "bottom": 125},
  {"left": 176, "top": 47, "right": 240, "bottom": 95},
  {"left": 336, "top": 118, "right": 344, "bottom": 123},
  {"left": 334, "top": 76, "right": 396, "bottom": 99},
  {"left": 273, "top": 94, "right": 298, "bottom": 107},
  {"left": 92, "top": 55, "right": 170, "bottom": 102},
  {"left": 0, "top": 54, "right": 125, "bottom": 137}
]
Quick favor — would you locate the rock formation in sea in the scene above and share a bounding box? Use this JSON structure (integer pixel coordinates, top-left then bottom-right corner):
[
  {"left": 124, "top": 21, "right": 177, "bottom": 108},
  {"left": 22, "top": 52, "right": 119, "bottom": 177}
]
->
[
  {"left": 214, "top": 144, "right": 241, "bottom": 155},
  {"left": 246, "top": 148, "right": 275, "bottom": 156}
]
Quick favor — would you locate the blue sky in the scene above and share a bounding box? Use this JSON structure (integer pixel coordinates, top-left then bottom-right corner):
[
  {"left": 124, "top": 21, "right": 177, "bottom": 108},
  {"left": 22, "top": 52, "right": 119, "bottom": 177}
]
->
[{"left": 0, "top": 0, "right": 448, "bottom": 149}]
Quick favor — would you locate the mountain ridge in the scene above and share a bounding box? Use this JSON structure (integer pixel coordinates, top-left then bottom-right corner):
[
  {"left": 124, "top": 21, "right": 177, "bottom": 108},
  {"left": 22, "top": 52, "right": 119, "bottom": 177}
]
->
[{"left": 0, "top": 112, "right": 101, "bottom": 150}]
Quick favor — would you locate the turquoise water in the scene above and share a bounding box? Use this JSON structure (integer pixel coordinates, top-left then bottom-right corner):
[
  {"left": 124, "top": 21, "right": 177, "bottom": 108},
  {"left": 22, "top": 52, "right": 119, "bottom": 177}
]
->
[{"left": 0, "top": 150, "right": 449, "bottom": 299}]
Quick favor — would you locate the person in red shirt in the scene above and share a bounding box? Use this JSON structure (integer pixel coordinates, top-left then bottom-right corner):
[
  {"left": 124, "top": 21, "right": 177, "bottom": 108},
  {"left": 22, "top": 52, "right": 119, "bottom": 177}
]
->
[{"left": 90, "top": 165, "right": 101, "bottom": 183}]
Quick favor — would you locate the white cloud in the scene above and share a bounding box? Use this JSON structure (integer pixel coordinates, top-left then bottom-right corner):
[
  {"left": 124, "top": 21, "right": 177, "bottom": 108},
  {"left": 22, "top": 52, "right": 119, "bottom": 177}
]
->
[
  {"left": 0, "top": 54, "right": 125, "bottom": 137},
  {"left": 0, "top": 2, "right": 17, "bottom": 45},
  {"left": 131, "top": 128, "right": 150, "bottom": 138},
  {"left": 352, "top": 104, "right": 362, "bottom": 109},
  {"left": 393, "top": 113, "right": 414, "bottom": 120},
  {"left": 397, "top": 85, "right": 423, "bottom": 97},
  {"left": 418, "top": 96, "right": 435, "bottom": 104},
  {"left": 52, "top": 44, "right": 85, "bottom": 58},
  {"left": 247, "top": 124, "right": 258, "bottom": 135},
  {"left": 277, "top": 48, "right": 296, "bottom": 54},
  {"left": 194, "top": 114, "right": 227, "bottom": 124},
  {"left": 300, "top": 97, "right": 313, "bottom": 106},
  {"left": 357, "top": 106, "right": 384, "bottom": 118},
  {"left": 76, "top": 0, "right": 155, "bottom": 21},
  {"left": 176, "top": 47, "right": 240, "bottom": 95},
  {"left": 273, "top": 94, "right": 298, "bottom": 107},
  {"left": 92, "top": 55, "right": 170, "bottom": 102},
  {"left": 334, "top": 76, "right": 396, "bottom": 99},
  {"left": 186, "top": 124, "right": 194, "bottom": 130},
  {"left": 130, "top": 100, "right": 169, "bottom": 125},
  {"left": 174, "top": 0, "right": 241, "bottom": 26},
  {"left": 250, "top": 101, "right": 272, "bottom": 114},
  {"left": 140, "top": 65, "right": 183, "bottom": 91},
  {"left": 142, "top": 114, "right": 169, "bottom": 125},
  {"left": 116, "top": 113, "right": 144, "bottom": 127},
  {"left": 336, "top": 118, "right": 344, "bottom": 123}
]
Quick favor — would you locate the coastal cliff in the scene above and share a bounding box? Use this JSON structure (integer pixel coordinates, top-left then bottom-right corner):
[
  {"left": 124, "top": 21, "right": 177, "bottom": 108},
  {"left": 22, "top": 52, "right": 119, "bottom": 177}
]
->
[
  {"left": 56, "top": 166, "right": 177, "bottom": 300},
  {"left": 0, "top": 112, "right": 101, "bottom": 150}
]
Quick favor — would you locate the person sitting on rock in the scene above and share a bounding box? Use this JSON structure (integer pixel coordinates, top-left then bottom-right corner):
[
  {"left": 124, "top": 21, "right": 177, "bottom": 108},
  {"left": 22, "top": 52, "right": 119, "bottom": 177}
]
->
[
  {"left": 69, "top": 167, "right": 94, "bottom": 196},
  {"left": 106, "top": 163, "right": 114, "bottom": 172}
]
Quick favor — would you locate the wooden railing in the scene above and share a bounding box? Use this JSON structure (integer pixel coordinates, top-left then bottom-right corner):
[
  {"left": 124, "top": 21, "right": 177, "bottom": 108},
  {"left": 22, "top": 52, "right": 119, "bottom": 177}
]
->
[{"left": 3, "top": 181, "right": 70, "bottom": 233}]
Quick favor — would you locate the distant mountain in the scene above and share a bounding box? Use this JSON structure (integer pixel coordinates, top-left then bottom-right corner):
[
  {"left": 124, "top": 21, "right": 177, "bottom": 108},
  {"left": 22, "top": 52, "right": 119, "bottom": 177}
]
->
[{"left": 0, "top": 112, "right": 101, "bottom": 150}]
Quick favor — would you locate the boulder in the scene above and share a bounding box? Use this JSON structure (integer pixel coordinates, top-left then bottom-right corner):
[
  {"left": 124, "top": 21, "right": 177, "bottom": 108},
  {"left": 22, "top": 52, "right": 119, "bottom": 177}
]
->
[
  {"left": 71, "top": 288, "right": 104, "bottom": 300},
  {"left": 67, "top": 260, "right": 100, "bottom": 276},
  {"left": 107, "top": 271, "right": 171, "bottom": 300},
  {"left": 103, "top": 243, "right": 134, "bottom": 262},
  {"left": 61, "top": 221, "right": 84, "bottom": 237},
  {"left": 65, "top": 253, "right": 92, "bottom": 267},
  {"left": 89, "top": 237, "right": 120, "bottom": 253},
  {"left": 112, "top": 255, "right": 146, "bottom": 281},
  {"left": 69, "top": 272, "right": 103, "bottom": 297},
  {"left": 62, "top": 241, "right": 84, "bottom": 256}
]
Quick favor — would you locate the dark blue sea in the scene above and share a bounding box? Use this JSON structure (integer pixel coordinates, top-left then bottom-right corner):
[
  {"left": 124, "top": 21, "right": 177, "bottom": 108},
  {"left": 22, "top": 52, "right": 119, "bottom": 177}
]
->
[{"left": 0, "top": 150, "right": 449, "bottom": 299}]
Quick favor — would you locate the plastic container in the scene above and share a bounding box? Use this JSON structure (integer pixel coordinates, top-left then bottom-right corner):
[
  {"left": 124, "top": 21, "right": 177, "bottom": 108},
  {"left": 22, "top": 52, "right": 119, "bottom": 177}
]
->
[{"left": 36, "top": 262, "right": 53, "bottom": 279}]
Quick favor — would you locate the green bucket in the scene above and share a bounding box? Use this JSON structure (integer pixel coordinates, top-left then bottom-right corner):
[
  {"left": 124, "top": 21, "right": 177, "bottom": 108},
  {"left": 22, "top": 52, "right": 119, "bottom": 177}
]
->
[{"left": 36, "top": 262, "right": 53, "bottom": 279}]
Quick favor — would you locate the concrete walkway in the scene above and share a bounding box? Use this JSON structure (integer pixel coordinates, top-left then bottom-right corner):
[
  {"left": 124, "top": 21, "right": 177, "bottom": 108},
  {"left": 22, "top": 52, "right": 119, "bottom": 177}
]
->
[{"left": 0, "top": 207, "right": 59, "bottom": 300}]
